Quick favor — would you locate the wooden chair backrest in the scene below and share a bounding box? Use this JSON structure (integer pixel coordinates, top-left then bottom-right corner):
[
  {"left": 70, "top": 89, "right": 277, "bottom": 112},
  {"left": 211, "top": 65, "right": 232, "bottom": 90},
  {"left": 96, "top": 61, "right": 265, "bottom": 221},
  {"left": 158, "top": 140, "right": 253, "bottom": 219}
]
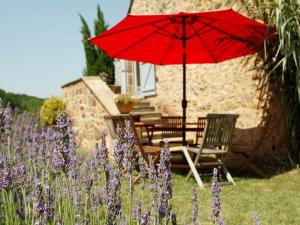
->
[
  {"left": 105, "top": 115, "right": 129, "bottom": 140},
  {"left": 194, "top": 117, "right": 207, "bottom": 146},
  {"left": 161, "top": 116, "right": 183, "bottom": 140},
  {"left": 201, "top": 114, "right": 239, "bottom": 151},
  {"left": 104, "top": 115, "right": 148, "bottom": 162}
]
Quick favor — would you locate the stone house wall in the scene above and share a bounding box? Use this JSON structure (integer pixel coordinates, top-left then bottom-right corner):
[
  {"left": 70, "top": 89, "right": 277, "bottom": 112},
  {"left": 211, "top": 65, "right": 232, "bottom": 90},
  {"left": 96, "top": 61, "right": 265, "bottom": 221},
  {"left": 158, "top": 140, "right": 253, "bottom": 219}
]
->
[{"left": 62, "top": 77, "right": 117, "bottom": 150}]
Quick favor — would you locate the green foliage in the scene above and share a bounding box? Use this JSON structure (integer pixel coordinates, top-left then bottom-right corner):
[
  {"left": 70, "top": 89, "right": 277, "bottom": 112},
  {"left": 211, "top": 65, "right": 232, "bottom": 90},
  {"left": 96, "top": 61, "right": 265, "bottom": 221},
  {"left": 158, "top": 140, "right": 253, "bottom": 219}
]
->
[
  {"left": 79, "top": 5, "right": 115, "bottom": 83},
  {"left": 0, "top": 89, "right": 43, "bottom": 113},
  {"left": 40, "top": 96, "right": 66, "bottom": 126},
  {"left": 238, "top": 0, "right": 300, "bottom": 164},
  {"left": 239, "top": 0, "right": 300, "bottom": 102},
  {"left": 114, "top": 94, "right": 136, "bottom": 104}
]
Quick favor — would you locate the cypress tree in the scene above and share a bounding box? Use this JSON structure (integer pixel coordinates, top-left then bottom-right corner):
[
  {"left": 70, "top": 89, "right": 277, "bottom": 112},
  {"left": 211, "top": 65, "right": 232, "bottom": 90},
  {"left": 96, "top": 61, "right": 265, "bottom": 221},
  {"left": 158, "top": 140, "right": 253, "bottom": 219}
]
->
[
  {"left": 80, "top": 5, "right": 114, "bottom": 83},
  {"left": 79, "top": 15, "right": 97, "bottom": 76}
]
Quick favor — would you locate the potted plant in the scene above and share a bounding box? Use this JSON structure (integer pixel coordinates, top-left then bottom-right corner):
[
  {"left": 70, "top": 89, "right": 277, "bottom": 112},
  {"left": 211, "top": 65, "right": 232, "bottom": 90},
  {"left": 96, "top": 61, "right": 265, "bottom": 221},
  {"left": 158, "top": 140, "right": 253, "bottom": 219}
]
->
[{"left": 114, "top": 95, "right": 136, "bottom": 114}]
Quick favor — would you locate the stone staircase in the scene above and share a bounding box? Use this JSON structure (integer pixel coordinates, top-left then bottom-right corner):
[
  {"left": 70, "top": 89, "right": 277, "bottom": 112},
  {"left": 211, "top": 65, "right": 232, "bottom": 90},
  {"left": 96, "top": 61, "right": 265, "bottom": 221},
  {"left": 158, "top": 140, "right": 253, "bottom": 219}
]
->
[
  {"left": 130, "top": 100, "right": 162, "bottom": 144},
  {"left": 131, "top": 101, "right": 162, "bottom": 121}
]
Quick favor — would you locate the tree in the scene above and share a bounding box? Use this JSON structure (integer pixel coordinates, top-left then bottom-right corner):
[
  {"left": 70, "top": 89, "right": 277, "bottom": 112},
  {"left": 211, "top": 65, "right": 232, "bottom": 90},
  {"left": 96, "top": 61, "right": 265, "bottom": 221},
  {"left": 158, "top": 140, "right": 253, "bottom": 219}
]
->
[
  {"left": 0, "top": 89, "right": 43, "bottom": 113},
  {"left": 79, "top": 5, "right": 115, "bottom": 83}
]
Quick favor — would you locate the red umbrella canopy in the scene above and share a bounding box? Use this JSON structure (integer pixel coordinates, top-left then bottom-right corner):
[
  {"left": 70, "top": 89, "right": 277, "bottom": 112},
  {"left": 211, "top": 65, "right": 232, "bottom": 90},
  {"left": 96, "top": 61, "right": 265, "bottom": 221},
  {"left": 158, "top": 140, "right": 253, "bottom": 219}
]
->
[{"left": 89, "top": 9, "right": 274, "bottom": 65}]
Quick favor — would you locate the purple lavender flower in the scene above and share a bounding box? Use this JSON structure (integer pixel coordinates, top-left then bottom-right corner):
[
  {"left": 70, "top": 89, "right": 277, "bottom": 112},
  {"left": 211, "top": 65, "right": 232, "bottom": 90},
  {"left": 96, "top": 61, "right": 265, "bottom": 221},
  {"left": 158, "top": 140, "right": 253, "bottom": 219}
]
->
[
  {"left": 0, "top": 159, "right": 26, "bottom": 190},
  {"left": 133, "top": 199, "right": 141, "bottom": 222},
  {"left": 42, "top": 185, "right": 55, "bottom": 224},
  {"left": 95, "top": 130, "right": 108, "bottom": 172},
  {"left": 122, "top": 120, "right": 136, "bottom": 194},
  {"left": 69, "top": 154, "right": 81, "bottom": 181},
  {"left": 113, "top": 124, "right": 125, "bottom": 166},
  {"left": 82, "top": 160, "right": 95, "bottom": 191},
  {"left": 252, "top": 212, "right": 260, "bottom": 225},
  {"left": 122, "top": 120, "right": 135, "bottom": 171},
  {"left": 218, "top": 217, "right": 226, "bottom": 225},
  {"left": 74, "top": 187, "right": 83, "bottom": 224},
  {"left": 55, "top": 112, "right": 75, "bottom": 148},
  {"left": 0, "top": 99, "right": 12, "bottom": 143},
  {"left": 120, "top": 215, "right": 127, "bottom": 225},
  {"left": 0, "top": 98, "right": 5, "bottom": 143},
  {"left": 106, "top": 166, "right": 122, "bottom": 224},
  {"left": 91, "top": 188, "right": 103, "bottom": 210},
  {"left": 4, "top": 103, "right": 12, "bottom": 136},
  {"left": 140, "top": 210, "right": 151, "bottom": 225},
  {"left": 34, "top": 179, "right": 44, "bottom": 216},
  {"left": 148, "top": 155, "right": 158, "bottom": 211},
  {"left": 138, "top": 155, "right": 147, "bottom": 189},
  {"left": 52, "top": 112, "right": 76, "bottom": 175},
  {"left": 191, "top": 188, "right": 200, "bottom": 225},
  {"left": 56, "top": 218, "right": 63, "bottom": 225},
  {"left": 34, "top": 180, "right": 55, "bottom": 224},
  {"left": 212, "top": 168, "right": 221, "bottom": 222},
  {"left": 0, "top": 167, "right": 12, "bottom": 190},
  {"left": 0, "top": 155, "right": 6, "bottom": 167},
  {"left": 11, "top": 162, "right": 26, "bottom": 186},
  {"left": 158, "top": 142, "right": 172, "bottom": 218}
]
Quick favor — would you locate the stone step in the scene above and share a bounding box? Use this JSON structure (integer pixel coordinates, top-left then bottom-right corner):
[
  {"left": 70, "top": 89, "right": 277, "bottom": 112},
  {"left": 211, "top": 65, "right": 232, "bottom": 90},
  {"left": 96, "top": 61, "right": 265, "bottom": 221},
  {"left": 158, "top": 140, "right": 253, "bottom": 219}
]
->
[
  {"left": 132, "top": 106, "right": 155, "bottom": 112},
  {"left": 134, "top": 101, "right": 150, "bottom": 107},
  {"left": 131, "top": 112, "right": 162, "bottom": 121}
]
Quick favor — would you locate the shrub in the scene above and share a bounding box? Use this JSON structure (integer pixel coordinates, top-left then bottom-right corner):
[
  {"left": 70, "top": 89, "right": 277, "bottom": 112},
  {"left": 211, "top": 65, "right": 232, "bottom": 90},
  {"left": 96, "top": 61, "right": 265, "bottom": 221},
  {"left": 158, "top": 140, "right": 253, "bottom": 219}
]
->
[
  {"left": 40, "top": 96, "right": 66, "bottom": 126},
  {"left": 114, "top": 94, "right": 136, "bottom": 105}
]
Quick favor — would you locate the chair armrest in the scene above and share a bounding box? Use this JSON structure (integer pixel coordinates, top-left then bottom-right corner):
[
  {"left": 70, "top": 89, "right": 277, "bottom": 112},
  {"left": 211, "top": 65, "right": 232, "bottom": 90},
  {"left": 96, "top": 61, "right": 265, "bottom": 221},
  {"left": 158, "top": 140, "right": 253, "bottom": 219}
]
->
[
  {"left": 169, "top": 146, "right": 186, "bottom": 152},
  {"left": 186, "top": 147, "right": 200, "bottom": 154}
]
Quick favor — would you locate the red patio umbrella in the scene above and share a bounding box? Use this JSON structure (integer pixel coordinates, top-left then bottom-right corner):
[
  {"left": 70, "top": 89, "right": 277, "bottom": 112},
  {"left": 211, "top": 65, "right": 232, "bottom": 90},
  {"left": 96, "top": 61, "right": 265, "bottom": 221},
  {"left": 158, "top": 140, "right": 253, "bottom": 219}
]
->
[{"left": 90, "top": 9, "right": 274, "bottom": 144}]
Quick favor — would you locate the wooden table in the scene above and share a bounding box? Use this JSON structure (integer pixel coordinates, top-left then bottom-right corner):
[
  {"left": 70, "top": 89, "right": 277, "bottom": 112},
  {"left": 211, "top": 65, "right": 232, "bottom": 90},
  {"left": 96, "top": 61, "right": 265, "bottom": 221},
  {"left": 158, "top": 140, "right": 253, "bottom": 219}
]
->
[{"left": 135, "top": 120, "right": 205, "bottom": 145}]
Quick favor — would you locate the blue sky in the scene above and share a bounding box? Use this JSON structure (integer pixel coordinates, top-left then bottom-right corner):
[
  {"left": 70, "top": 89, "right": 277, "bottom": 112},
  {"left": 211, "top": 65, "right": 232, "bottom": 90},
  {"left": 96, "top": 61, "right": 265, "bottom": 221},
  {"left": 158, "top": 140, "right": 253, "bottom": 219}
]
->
[{"left": 0, "top": 0, "right": 130, "bottom": 98}]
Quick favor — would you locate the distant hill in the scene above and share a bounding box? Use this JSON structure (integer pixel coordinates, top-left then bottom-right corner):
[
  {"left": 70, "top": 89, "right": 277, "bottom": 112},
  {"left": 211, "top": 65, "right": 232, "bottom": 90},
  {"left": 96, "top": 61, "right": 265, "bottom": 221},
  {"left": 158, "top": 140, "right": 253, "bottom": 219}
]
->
[{"left": 0, "top": 89, "right": 44, "bottom": 113}]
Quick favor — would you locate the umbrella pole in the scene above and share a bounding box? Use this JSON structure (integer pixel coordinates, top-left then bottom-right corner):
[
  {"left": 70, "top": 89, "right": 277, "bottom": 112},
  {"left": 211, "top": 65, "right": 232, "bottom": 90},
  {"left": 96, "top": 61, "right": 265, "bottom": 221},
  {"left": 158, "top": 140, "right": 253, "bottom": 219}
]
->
[
  {"left": 182, "top": 16, "right": 187, "bottom": 145},
  {"left": 182, "top": 55, "right": 187, "bottom": 145}
]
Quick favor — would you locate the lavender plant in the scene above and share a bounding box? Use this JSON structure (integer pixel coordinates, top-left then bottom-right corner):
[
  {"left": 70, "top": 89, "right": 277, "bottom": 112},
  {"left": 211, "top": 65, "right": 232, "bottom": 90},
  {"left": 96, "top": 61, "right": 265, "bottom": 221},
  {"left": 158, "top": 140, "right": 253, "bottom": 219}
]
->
[
  {"left": 158, "top": 142, "right": 172, "bottom": 221},
  {"left": 191, "top": 188, "right": 200, "bottom": 225},
  {"left": 106, "top": 166, "right": 122, "bottom": 225},
  {"left": 252, "top": 212, "right": 260, "bottom": 225},
  {"left": 0, "top": 105, "right": 266, "bottom": 225},
  {"left": 148, "top": 155, "right": 159, "bottom": 215},
  {"left": 0, "top": 99, "right": 12, "bottom": 145},
  {"left": 211, "top": 168, "right": 222, "bottom": 223}
]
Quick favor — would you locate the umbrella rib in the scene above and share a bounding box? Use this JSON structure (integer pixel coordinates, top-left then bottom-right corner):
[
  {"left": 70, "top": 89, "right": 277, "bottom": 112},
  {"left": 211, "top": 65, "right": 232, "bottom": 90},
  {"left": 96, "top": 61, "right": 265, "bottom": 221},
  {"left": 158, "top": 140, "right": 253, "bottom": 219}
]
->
[
  {"left": 112, "top": 21, "right": 172, "bottom": 58},
  {"left": 159, "top": 20, "right": 182, "bottom": 64},
  {"left": 94, "top": 16, "right": 172, "bottom": 38},
  {"left": 186, "top": 19, "right": 216, "bottom": 40},
  {"left": 193, "top": 18, "right": 260, "bottom": 50},
  {"left": 189, "top": 23, "right": 218, "bottom": 63},
  {"left": 151, "top": 23, "right": 181, "bottom": 40}
]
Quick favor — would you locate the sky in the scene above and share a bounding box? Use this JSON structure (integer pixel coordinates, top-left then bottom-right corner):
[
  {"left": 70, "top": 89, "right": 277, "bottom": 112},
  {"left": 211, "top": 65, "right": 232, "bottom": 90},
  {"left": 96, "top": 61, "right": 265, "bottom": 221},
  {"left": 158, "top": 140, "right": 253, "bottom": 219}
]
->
[{"left": 0, "top": 0, "right": 131, "bottom": 98}]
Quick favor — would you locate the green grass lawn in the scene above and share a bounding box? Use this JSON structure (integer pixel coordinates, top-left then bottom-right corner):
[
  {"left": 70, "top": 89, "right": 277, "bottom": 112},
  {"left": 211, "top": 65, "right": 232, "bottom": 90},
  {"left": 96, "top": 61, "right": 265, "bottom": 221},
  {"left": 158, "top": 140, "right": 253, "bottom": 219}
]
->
[{"left": 126, "top": 168, "right": 300, "bottom": 225}]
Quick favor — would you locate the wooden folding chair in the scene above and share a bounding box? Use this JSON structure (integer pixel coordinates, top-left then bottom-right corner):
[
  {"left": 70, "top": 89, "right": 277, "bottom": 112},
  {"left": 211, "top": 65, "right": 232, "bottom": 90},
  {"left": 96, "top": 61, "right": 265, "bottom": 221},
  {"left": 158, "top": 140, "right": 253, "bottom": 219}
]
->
[
  {"left": 170, "top": 113, "right": 239, "bottom": 188},
  {"left": 190, "top": 117, "right": 206, "bottom": 147},
  {"left": 105, "top": 115, "right": 161, "bottom": 182}
]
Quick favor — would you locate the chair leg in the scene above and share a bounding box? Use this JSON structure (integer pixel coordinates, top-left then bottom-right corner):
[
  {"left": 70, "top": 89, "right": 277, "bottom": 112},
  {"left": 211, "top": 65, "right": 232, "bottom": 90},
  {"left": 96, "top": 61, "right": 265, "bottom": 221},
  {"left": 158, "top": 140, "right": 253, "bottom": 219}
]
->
[
  {"left": 182, "top": 147, "right": 205, "bottom": 189},
  {"left": 133, "top": 174, "right": 141, "bottom": 184},
  {"left": 221, "top": 164, "right": 235, "bottom": 185},
  {"left": 186, "top": 150, "right": 201, "bottom": 181}
]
